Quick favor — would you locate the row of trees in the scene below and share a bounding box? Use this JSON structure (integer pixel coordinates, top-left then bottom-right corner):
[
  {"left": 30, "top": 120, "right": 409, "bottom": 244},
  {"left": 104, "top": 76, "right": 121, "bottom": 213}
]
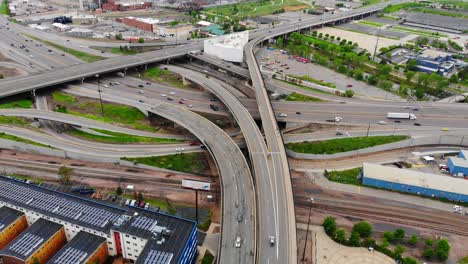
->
[{"left": 322, "top": 216, "right": 451, "bottom": 263}]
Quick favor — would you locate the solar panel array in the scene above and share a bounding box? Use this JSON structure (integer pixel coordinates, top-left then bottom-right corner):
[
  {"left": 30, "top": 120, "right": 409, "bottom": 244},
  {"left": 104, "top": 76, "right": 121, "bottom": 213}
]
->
[
  {"left": 0, "top": 181, "right": 121, "bottom": 229},
  {"left": 143, "top": 250, "right": 173, "bottom": 264},
  {"left": 131, "top": 216, "right": 156, "bottom": 230},
  {"left": 9, "top": 233, "right": 44, "bottom": 257},
  {"left": 51, "top": 248, "right": 88, "bottom": 264}
]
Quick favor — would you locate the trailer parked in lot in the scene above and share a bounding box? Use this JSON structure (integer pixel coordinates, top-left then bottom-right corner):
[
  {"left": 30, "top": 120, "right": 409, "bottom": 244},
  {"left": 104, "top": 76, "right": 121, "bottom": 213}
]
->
[{"left": 387, "top": 112, "right": 417, "bottom": 120}]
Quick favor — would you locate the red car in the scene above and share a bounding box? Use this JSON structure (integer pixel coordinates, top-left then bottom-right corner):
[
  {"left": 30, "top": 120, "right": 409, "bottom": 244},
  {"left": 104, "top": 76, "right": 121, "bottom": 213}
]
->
[
  {"left": 347, "top": 84, "right": 353, "bottom": 87},
  {"left": 178, "top": 101, "right": 184, "bottom": 104}
]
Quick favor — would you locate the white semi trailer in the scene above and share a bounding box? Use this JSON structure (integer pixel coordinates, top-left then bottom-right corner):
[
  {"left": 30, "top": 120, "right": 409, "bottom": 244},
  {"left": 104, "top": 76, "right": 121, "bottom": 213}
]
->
[{"left": 387, "top": 112, "right": 417, "bottom": 120}]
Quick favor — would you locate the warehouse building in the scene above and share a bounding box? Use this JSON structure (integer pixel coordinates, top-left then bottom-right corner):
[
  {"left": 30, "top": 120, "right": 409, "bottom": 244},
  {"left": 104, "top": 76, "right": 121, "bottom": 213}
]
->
[
  {"left": 448, "top": 150, "right": 468, "bottom": 177},
  {"left": 0, "top": 176, "right": 198, "bottom": 264},
  {"left": 47, "top": 231, "right": 108, "bottom": 264},
  {"left": 0, "top": 218, "right": 67, "bottom": 264},
  {"left": 361, "top": 163, "right": 468, "bottom": 202},
  {"left": 204, "top": 31, "right": 249, "bottom": 62},
  {"left": 0, "top": 207, "right": 28, "bottom": 250},
  {"left": 414, "top": 49, "right": 455, "bottom": 75}
]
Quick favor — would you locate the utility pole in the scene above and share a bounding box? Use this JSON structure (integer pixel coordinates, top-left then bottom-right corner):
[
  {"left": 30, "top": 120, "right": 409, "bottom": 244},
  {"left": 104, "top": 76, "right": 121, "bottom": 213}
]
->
[
  {"left": 372, "top": 27, "right": 381, "bottom": 61},
  {"left": 366, "top": 123, "right": 371, "bottom": 137},
  {"left": 301, "top": 207, "right": 312, "bottom": 262},
  {"left": 95, "top": 74, "right": 104, "bottom": 117}
]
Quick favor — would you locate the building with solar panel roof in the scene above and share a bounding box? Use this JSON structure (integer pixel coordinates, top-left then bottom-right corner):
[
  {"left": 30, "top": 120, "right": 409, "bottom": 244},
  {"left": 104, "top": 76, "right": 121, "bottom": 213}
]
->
[
  {"left": 0, "top": 207, "right": 28, "bottom": 250},
  {"left": 0, "top": 218, "right": 67, "bottom": 264},
  {"left": 0, "top": 176, "right": 198, "bottom": 264},
  {"left": 47, "top": 231, "right": 108, "bottom": 264}
]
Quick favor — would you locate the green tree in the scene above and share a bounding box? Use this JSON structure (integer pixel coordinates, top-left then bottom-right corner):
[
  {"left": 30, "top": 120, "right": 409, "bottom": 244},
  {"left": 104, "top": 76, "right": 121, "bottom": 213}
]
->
[
  {"left": 377, "top": 64, "right": 392, "bottom": 76},
  {"left": 353, "top": 70, "right": 364, "bottom": 81},
  {"left": 393, "top": 228, "right": 405, "bottom": 241},
  {"left": 348, "top": 231, "right": 361, "bottom": 247},
  {"left": 115, "top": 33, "right": 123, "bottom": 40},
  {"left": 138, "top": 37, "right": 145, "bottom": 43},
  {"left": 367, "top": 75, "right": 378, "bottom": 85},
  {"left": 334, "top": 228, "right": 346, "bottom": 244},
  {"left": 383, "top": 231, "right": 394, "bottom": 242},
  {"left": 408, "top": 235, "right": 418, "bottom": 246},
  {"left": 352, "top": 221, "right": 372, "bottom": 237},
  {"left": 403, "top": 257, "right": 418, "bottom": 264},
  {"left": 116, "top": 186, "right": 123, "bottom": 196},
  {"left": 277, "top": 37, "right": 284, "bottom": 48},
  {"left": 436, "top": 239, "right": 450, "bottom": 261},
  {"left": 58, "top": 166, "right": 73, "bottom": 185},
  {"left": 406, "top": 60, "right": 418, "bottom": 71},
  {"left": 423, "top": 248, "right": 434, "bottom": 258},
  {"left": 138, "top": 191, "right": 144, "bottom": 202},
  {"left": 405, "top": 70, "right": 416, "bottom": 82},
  {"left": 394, "top": 244, "right": 406, "bottom": 259},
  {"left": 322, "top": 216, "right": 337, "bottom": 236},
  {"left": 449, "top": 74, "right": 458, "bottom": 83}
]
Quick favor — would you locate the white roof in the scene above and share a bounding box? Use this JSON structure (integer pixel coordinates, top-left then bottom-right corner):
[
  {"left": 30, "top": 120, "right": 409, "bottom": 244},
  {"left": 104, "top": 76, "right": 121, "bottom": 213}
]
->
[
  {"left": 126, "top": 16, "right": 159, "bottom": 24},
  {"left": 197, "top": 21, "right": 212, "bottom": 27},
  {"left": 449, "top": 156, "right": 468, "bottom": 168},
  {"left": 460, "top": 150, "right": 468, "bottom": 158},
  {"left": 205, "top": 31, "right": 249, "bottom": 49},
  {"left": 362, "top": 163, "right": 468, "bottom": 195},
  {"left": 52, "top": 23, "right": 71, "bottom": 29}
]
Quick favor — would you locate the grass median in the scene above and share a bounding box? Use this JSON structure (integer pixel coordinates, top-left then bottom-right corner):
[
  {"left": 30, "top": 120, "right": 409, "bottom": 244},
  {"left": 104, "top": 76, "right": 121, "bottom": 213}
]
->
[
  {"left": 52, "top": 91, "right": 157, "bottom": 132},
  {"left": 123, "top": 152, "right": 209, "bottom": 174},
  {"left": 69, "top": 128, "right": 183, "bottom": 144},
  {"left": 143, "top": 67, "right": 186, "bottom": 89},
  {"left": 325, "top": 167, "right": 361, "bottom": 185},
  {"left": 286, "top": 135, "right": 409, "bottom": 154},
  {"left": 0, "top": 99, "right": 33, "bottom": 109},
  {"left": 26, "top": 35, "right": 105, "bottom": 62},
  {"left": 285, "top": 92, "right": 323, "bottom": 102},
  {"left": 0, "top": 0, "right": 9, "bottom": 15},
  {"left": 0, "top": 132, "right": 53, "bottom": 148}
]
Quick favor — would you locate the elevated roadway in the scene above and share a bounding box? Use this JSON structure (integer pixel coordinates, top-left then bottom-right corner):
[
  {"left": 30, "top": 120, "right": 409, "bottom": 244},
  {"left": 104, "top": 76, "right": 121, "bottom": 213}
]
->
[{"left": 65, "top": 85, "right": 257, "bottom": 263}]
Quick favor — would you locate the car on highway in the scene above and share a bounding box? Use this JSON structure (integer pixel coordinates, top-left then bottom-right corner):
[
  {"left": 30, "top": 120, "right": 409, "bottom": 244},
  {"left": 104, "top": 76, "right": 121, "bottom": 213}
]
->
[
  {"left": 394, "top": 120, "right": 401, "bottom": 123},
  {"left": 347, "top": 84, "right": 353, "bottom": 87},
  {"left": 187, "top": 104, "right": 193, "bottom": 108},
  {"left": 138, "top": 100, "right": 144, "bottom": 103},
  {"left": 269, "top": 236, "right": 275, "bottom": 247},
  {"left": 378, "top": 121, "right": 387, "bottom": 125},
  {"left": 178, "top": 101, "right": 184, "bottom": 104},
  {"left": 138, "top": 90, "right": 144, "bottom": 94},
  {"left": 336, "top": 132, "right": 343, "bottom": 136},
  {"left": 160, "top": 94, "right": 167, "bottom": 97},
  {"left": 442, "top": 128, "right": 449, "bottom": 131},
  {"left": 210, "top": 104, "right": 219, "bottom": 111},
  {"left": 296, "top": 112, "right": 301, "bottom": 115},
  {"left": 167, "top": 97, "right": 173, "bottom": 101},
  {"left": 235, "top": 237, "right": 241, "bottom": 248},
  {"left": 169, "top": 92, "right": 175, "bottom": 95},
  {"left": 138, "top": 84, "right": 144, "bottom": 88},
  {"left": 278, "top": 113, "right": 287, "bottom": 117},
  {"left": 414, "top": 123, "right": 421, "bottom": 126}
]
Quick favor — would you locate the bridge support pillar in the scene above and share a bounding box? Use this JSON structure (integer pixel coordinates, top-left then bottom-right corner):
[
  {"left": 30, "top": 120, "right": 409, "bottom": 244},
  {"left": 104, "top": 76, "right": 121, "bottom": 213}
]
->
[
  {"left": 144, "top": 64, "right": 148, "bottom": 70},
  {"left": 81, "top": 77, "right": 85, "bottom": 84}
]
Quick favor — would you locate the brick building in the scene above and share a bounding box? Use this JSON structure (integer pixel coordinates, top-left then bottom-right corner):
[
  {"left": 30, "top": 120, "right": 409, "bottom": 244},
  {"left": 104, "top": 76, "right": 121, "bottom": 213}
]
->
[{"left": 102, "top": 0, "right": 152, "bottom": 12}]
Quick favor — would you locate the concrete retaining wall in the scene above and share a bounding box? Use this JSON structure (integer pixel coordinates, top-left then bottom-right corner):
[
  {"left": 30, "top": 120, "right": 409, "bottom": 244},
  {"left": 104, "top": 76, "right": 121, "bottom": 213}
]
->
[{"left": 286, "top": 135, "right": 468, "bottom": 160}]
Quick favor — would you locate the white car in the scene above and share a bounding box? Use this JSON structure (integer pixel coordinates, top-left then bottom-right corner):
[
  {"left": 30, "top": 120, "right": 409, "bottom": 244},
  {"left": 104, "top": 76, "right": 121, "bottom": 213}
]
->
[
  {"left": 138, "top": 90, "right": 144, "bottom": 94},
  {"left": 160, "top": 94, "right": 167, "bottom": 97},
  {"left": 187, "top": 104, "right": 193, "bottom": 108},
  {"left": 125, "top": 199, "right": 130, "bottom": 205},
  {"left": 278, "top": 113, "right": 287, "bottom": 117},
  {"left": 235, "top": 237, "right": 241, "bottom": 248},
  {"left": 169, "top": 91, "right": 175, "bottom": 95},
  {"left": 334, "top": 116, "right": 343, "bottom": 122},
  {"left": 378, "top": 121, "right": 387, "bottom": 125}
]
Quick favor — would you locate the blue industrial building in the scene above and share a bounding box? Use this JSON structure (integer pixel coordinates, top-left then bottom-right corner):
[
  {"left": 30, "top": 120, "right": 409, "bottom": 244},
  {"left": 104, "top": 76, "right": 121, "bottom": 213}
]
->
[
  {"left": 361, "top": 163, "right": 468, "bottom": 202},
  {"left": 448, "top": 150, "right": 468, "bottom": 177},
  {"left": 415, "top": 49, "right": 455, "bottom": 75}
]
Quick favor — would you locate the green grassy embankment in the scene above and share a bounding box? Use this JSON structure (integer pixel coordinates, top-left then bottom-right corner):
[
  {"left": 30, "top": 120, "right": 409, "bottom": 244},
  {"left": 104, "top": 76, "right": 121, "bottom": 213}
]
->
[
  {"left": 69, "top": 129, "right": 183, "bottom": 144},
  {"left": 286, "top": 135, "right": 409, "bottom": 154},
  {"left": 123, "top": 153, "right": 209, "bottom": 174}
]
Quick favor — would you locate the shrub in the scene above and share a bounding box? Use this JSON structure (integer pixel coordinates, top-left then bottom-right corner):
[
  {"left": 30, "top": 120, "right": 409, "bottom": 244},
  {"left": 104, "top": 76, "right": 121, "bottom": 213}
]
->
[
  {"left": 334, "top": 228, "right": 346, "bottom": 244},
  {"left": 408, "top": 235, "right": 418, "bottom": 246},
  {"left": 352, "top": 221, "right": 372, "bottom": 238},
  {"left": 348, "top": 231, "right": 361, "bottom": 247},
  {"left": 393, "top": 228, "right": 405, "bottom": 241},
  {"left": 423, "top": 248, "right": 434, "bottom": 258},
  {"left": 322, "top": 216, "right": 336, "bottom": 236}
]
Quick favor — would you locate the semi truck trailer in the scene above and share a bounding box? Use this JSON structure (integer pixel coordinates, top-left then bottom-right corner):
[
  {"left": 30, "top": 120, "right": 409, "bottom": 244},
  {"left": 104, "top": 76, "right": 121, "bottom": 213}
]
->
[{"left": 387, "top": 112, "right": 417, "bottom": 120}]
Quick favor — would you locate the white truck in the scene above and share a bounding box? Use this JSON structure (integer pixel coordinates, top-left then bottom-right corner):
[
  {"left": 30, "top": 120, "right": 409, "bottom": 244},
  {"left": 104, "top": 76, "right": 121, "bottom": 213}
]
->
[{"left": 387, "top": 112, "right": 417, "bottom": 120}]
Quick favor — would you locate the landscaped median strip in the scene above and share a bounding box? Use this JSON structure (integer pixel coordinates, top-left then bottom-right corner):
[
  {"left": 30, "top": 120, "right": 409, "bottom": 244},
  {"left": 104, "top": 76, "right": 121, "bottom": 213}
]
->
[
  {"left": 286, "top": 135, "right": 409, "bottom": 154},
  {"left": 69, "top": 128, "right": 184, "bottom": 144},
  {"left": 25, "top": 35, "right": 105, "bottom": 62},
  {"left": 0, "top": 131, "right": 54, "bottom": 148}
]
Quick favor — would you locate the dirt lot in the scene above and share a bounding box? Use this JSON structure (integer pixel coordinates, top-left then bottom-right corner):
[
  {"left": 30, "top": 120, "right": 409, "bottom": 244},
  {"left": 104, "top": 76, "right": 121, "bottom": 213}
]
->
[
  {"left": 316, "top": 27, "right": 402, "bottom": 52},
  {"left": 0, "top": 65, "right": 26, "bottom": 78}
]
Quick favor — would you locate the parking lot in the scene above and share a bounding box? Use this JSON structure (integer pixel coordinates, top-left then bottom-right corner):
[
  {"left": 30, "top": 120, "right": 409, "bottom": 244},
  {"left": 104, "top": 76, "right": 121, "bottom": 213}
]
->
[{"left": 256, "top": 47, "right": 402, "bottom": 101}]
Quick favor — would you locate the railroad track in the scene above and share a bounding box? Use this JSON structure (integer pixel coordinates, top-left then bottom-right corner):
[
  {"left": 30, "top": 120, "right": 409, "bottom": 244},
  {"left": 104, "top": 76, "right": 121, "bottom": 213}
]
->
[
  {"left": 295, "top": 196, "right": 468, "bottom": 236},
  {"left": 0, "top": 156, "right": 192, "bottom": 191}
]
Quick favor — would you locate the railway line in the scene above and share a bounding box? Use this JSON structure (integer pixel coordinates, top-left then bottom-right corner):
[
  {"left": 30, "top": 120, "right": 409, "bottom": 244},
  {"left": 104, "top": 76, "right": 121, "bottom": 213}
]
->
[
  {"left": 0, "top": 156, "right": 220, "bottom": 191},
  {"left": 295, "top": 196, "right": 468, "bottom": 236}
]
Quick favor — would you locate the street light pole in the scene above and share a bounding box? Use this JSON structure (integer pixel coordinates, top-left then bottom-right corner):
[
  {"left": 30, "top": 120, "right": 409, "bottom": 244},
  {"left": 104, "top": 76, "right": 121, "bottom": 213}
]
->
[
  {"left": 95, "top": 74, "right": 104, "bottom": 117},
  {"left": 302, "top": 206, "right": 312, "bottom": 262}
]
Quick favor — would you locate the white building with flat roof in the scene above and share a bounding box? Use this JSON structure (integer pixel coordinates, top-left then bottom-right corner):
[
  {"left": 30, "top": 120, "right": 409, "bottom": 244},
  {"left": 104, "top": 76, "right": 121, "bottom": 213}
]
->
[{"left": 203, "top": 31, "right": 249, "bottom": 62}]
